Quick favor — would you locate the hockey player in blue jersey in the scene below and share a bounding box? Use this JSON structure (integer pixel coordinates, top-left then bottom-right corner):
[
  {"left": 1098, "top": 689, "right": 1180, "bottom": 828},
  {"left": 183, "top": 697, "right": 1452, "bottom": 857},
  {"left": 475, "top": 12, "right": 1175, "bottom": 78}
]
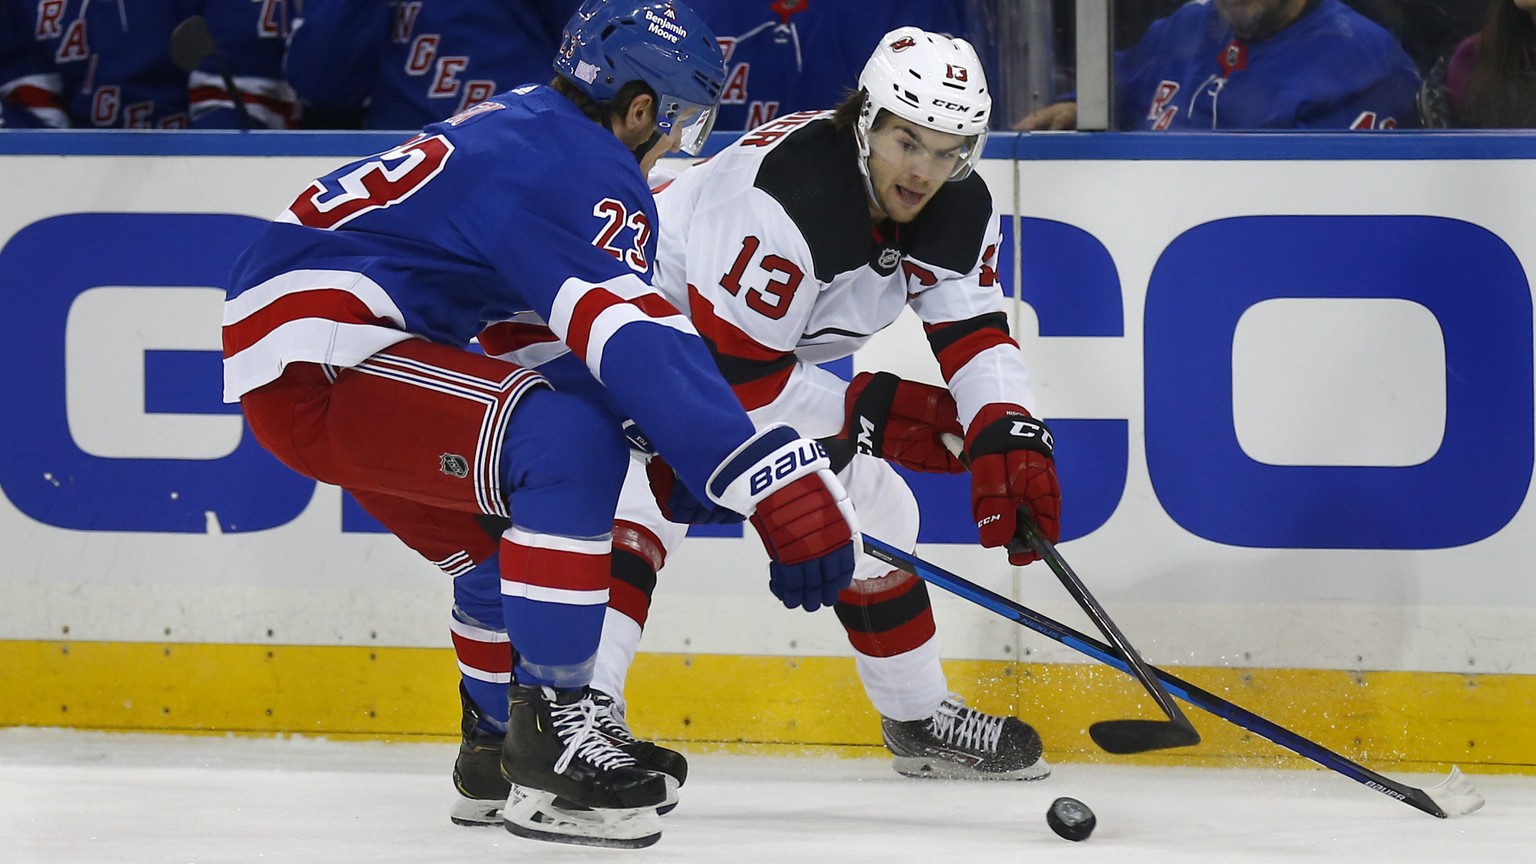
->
[
  {"left": 1018, "top": 0, "right": 1421, "bottom": 130},
  {"left": 223, "top": 0, "right": 859, "bottom": 849}
]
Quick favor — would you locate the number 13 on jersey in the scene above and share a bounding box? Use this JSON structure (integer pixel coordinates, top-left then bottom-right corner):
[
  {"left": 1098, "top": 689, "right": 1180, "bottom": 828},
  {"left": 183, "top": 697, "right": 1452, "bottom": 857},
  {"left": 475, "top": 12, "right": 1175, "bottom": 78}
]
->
[{"left": 720, "top": 235, "right": 804, "bottom": 320}]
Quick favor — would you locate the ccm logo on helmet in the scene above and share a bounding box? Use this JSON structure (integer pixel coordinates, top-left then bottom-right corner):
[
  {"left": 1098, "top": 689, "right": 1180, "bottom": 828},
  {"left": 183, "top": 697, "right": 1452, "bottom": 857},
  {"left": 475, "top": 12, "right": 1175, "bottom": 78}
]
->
[{"left": 933, "top": 99, "right": 970, "bottom": 111}]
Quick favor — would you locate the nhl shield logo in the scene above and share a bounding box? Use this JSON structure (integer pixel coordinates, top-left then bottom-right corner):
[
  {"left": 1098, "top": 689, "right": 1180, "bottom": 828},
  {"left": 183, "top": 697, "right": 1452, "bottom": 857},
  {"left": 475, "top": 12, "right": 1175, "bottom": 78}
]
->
[{"left": 439, "top": 453, "right": 470, "bottom": 478}]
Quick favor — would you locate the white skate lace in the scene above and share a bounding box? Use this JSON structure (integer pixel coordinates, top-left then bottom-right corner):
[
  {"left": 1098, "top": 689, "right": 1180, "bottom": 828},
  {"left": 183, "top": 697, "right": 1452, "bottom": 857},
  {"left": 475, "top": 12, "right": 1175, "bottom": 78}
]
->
[
  {"left": 929, "top": 695, "right": 1005, "bottom": 754},
  {"left": 549, "top": 693, "right": 635, "bottom": 774},
  {"left": 591, "top": 694, "right": 640, "bottom": 745}
]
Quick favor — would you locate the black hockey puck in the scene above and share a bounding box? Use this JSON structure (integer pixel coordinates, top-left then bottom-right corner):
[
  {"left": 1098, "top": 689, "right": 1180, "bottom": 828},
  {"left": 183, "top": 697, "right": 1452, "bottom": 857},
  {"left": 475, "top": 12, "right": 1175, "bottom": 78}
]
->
[{"left": 1046, "top": 796, "right": 1096, "bottom": 841}]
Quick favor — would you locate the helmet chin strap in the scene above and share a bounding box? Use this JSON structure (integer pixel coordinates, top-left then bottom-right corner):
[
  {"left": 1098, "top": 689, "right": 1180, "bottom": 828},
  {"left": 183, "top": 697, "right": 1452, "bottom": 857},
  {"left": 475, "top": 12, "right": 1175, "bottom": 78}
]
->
[
  {"left": 632, "top": 128, "right": 663, "bottom": 164},
  {"left": 853, "top": 96, "right": 888, "bottom": 219}
]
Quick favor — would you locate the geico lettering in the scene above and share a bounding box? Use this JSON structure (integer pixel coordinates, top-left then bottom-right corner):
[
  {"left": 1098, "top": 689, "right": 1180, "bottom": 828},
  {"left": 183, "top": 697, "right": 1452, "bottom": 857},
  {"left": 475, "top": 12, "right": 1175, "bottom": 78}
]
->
[
  {"left": 0, "top": 210, "right": 1524, "bottom": 551},
  {"left": 1144, "top": 215, "right": 1529, "bottom": 550},
  {"left": 0, "top": 213, "right": 315, "bottom": 533}
]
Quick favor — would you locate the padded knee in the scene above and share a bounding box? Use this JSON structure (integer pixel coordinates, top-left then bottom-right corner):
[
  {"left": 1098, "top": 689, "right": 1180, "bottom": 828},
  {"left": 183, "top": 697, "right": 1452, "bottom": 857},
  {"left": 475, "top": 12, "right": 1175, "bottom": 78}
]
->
[
  {"left": 834, "top": 568, "right": 936, "bottom": 658},
  {"left": 500, "top": 389, "right": 629, "bottom": 537}
]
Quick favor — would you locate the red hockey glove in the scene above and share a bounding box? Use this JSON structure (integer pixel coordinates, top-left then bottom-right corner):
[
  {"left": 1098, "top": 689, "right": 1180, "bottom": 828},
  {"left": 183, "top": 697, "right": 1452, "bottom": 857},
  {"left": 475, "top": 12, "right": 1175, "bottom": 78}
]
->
[
  {"left": 645, "top": 456, "right": 745, "bottom": 525},
  {"left": 709, "top": 426, "right": 858, "bottom": 612},
  {"left": 965, "top": 404, "right": 1060, "bottom": 566},
  {"left": 835, "top": 371, "right": 966, "bottom": 474}
]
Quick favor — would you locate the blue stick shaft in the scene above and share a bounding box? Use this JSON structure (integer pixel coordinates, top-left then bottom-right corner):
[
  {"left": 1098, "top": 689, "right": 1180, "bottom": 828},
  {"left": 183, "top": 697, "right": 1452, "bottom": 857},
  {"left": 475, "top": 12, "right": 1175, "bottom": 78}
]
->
[{"left": 860, "top": 535, "right": 1453, "bottom": 818}]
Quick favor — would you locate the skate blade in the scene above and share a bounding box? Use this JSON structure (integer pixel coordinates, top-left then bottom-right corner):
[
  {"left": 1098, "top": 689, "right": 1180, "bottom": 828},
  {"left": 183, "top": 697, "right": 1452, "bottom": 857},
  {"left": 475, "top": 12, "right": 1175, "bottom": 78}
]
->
[
  {"left": 449, "top": 794, "right": 503, "bottom": 827},
  {"left": 892, "top": 754, "right": 1053, "bottom": 781},
  {"left": 502, "top": 784, "right": 661, "bottom": 849},
  {"left": 658, "top": 773, "right": 680, "bottom": 816}
]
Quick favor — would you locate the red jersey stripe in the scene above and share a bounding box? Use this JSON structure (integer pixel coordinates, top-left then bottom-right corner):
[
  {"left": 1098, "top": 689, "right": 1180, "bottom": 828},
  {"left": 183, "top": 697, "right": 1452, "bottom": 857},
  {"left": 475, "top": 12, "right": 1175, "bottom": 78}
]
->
[{"left": 222, "top": 288, "right": 397, "bottom": 358}]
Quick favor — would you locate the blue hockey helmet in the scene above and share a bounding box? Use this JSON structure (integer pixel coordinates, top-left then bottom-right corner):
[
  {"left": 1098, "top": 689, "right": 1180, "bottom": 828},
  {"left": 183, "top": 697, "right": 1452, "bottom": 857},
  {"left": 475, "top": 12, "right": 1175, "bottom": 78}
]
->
[{"left": 554, "top": 0, "right": 726, "bottom": 155}]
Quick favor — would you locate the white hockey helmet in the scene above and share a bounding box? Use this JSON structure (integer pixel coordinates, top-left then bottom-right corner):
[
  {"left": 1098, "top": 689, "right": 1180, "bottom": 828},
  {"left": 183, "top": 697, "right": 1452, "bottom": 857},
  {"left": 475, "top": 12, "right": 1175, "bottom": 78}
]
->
[{"left": 856, "top": 27, "right": 991, "bottom": 181}]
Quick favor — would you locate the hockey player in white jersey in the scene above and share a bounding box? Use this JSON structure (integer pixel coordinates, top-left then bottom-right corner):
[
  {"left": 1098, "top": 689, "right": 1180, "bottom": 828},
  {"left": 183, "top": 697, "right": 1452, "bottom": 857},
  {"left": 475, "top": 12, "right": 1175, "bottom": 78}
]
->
[{"left": 603, "top": 27, "right": 1061, "bottom": 782}]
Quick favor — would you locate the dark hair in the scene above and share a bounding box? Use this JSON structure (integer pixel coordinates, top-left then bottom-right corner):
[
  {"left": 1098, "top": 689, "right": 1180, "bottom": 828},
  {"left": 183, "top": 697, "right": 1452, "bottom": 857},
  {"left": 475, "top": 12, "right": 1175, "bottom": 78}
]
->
[
  {"left": 550, "top": 75, "right": 656, "bottom": 125},
  {"left": 1461, "top": 1, "right": 1536, "bottom": 128},
  {"left": 829, "top": 88, "right": 865, "bottom": 130}
]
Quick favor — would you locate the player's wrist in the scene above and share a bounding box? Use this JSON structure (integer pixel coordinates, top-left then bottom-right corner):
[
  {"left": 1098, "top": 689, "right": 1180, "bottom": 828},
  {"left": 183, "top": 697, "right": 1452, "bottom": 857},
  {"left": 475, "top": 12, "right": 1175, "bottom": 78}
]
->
[{"left": 966, "top": 404, "right": 1052, "bottom": 459}]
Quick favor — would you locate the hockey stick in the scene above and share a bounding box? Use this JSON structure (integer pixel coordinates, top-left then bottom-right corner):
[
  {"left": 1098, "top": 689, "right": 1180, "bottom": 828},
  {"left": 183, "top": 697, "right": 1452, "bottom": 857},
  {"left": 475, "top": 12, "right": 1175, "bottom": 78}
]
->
[
  {"left": 860, "top": 535, "right": 1485, "bottom": 818},
  {"left": 937, "top": 432, "right": 1196, "bottom": 752},
  {"left": 168, "top": 15, "right": 252, "bottom": 130},
  {"left": 1009, "top": 513, "right": 1201, "bottom": 754}
]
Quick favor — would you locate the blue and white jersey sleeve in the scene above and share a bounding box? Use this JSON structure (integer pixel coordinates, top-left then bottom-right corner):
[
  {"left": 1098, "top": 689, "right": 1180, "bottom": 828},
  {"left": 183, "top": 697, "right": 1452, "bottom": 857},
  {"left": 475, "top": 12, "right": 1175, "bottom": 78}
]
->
[{"left": 460, "top": 109, "right": 758, "bottom": 497}]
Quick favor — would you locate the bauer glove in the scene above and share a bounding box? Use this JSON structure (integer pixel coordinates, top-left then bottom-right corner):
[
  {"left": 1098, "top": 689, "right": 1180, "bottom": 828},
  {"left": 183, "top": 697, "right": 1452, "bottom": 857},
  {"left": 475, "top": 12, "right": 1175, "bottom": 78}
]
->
[{"left": 708, "top": 425, "right": 860, "bottom": 612}]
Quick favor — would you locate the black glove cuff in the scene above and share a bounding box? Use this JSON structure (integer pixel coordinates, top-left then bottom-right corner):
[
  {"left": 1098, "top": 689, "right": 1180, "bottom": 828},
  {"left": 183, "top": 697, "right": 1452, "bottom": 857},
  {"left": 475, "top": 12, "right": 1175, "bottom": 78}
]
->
[
  {"left": 818, "top": 436, "right": 857, "bottom": 474},
  {"left": 848, "top": 371, "right": 900, "bottom": 459},
  {"left": 969, "top": 413, "right": 1054, "bottom": 460}
]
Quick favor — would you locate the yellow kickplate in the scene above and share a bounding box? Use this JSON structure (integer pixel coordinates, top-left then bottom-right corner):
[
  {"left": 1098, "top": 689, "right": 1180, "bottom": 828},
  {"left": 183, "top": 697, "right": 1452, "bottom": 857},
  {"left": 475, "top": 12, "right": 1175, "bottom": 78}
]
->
[{"left": 2, "top": 640, "right": 1530, "bottom": 773}]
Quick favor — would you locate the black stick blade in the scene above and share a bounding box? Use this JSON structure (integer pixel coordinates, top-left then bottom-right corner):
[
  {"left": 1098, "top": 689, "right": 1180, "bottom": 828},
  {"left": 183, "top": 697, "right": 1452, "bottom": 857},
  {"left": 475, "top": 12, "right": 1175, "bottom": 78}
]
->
[
  {"left": 168, "top": 16, "right": 216, "bottom": 72},
  {"left": 1089, "top": 719, "right": 1201, "bottom": 754}
]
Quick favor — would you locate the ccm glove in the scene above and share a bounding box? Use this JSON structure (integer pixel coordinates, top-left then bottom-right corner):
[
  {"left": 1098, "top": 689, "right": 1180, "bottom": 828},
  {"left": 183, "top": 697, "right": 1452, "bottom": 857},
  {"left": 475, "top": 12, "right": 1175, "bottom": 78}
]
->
[
  {"left": 709, "top": 425, "right": 859, "bottom": 612},
  {"left": 965, "top": 403, "right": 1060, "bottom": 566},
  {"left": 830, "top": 371, "right": 967, "bottom": 474}
]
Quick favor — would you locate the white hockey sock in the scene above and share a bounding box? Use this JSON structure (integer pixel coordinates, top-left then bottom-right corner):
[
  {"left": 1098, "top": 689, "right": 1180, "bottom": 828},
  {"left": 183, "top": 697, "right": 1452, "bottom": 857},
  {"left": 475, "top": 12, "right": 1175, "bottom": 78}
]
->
[
  {"left": 854, "top": 638, "right": 948, "bottom": 721},
  {"left": 591, "top": 607, "right": 644, "bottom": 700}
]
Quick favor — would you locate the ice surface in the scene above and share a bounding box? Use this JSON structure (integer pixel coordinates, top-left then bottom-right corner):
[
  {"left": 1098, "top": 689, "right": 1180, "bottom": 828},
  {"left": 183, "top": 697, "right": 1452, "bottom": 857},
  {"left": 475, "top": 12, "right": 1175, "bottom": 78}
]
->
[{"left": 2, "top": 728, "right": 1529, "bottom": 863}]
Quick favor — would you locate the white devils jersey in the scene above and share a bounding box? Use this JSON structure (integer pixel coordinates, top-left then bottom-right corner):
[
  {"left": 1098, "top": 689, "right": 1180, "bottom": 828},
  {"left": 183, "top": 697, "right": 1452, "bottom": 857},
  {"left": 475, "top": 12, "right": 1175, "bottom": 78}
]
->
[{"left": 653, "top": 110, "right": 1036, "bottom": 438}]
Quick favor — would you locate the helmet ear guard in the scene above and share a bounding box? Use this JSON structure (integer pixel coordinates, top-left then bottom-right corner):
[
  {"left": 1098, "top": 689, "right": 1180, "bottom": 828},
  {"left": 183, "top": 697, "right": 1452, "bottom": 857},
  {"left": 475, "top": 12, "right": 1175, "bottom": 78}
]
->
[{"left": 855, "top": 27, "right": 992, "bottom": 181}]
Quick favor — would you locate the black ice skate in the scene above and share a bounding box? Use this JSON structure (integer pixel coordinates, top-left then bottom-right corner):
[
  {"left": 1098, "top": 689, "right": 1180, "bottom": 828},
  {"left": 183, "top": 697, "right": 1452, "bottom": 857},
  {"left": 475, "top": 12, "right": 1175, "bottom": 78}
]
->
[
  {"left": 590, "top": 691, "right": 687, "bottom": 814},
  {"left": 449, "top": 683, "right": 512, "bottom": 827},
  {"left": 500, "top": 684, "right": 667, "bottom": 849},
  {"left": 881, "top": 694, "right": 1051, "bottom": 781},
  {"left": 449, "top": 686, "right": 687, "bottom": 826}
]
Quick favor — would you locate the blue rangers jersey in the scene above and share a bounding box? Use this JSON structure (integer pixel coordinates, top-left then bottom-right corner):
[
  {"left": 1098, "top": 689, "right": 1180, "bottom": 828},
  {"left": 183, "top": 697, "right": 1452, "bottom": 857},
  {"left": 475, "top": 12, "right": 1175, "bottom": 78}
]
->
[
  {"left": 1116, "top": 0, "right": 1420, "bottom": 130},
  {"left": 284, "top": 0, "right": 580, "bottom": 130},
  {"left": 0, "top": 0, "right": 296, "bottom": 128},
  {"left": 687, "top": 0, "right": 970, "bottom": 131},
  {"left": 223, "top": 85, "right": 756, "bottom": 496}
]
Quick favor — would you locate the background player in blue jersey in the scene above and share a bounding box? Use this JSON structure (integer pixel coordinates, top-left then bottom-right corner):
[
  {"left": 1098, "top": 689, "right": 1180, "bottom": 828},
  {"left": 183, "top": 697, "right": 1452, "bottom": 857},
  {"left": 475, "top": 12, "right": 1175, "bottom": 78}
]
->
[
  {"left": 0, "top": 0, "right": 297, "bottom": 128},
  {"left": 684, "top": 0, "right": 975, "bottom": 131},
  {"left": 283, "top": 0, "right": 582, "bottom": 129},
  {"left": 223, "top": 0, "right": 859, "bottom": 848},
  {"left": 1018, "top": 0, "right": 1421, "bottom": 130}
]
